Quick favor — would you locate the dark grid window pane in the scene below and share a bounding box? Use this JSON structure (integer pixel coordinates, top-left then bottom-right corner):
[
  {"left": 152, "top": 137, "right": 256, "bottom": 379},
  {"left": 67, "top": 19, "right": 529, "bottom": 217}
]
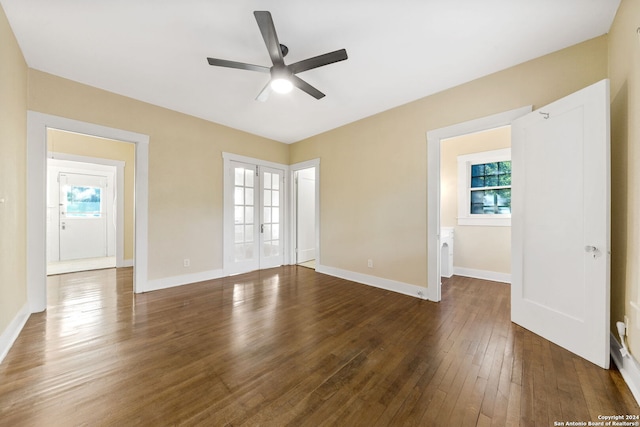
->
[
  {"left": 470, "top": 161, "right": 511, "bottom": 189},
  {"left": 469, "top": 159, "right": 511, "bottom": 215},
  {"left": 470, "top": 189, "right": 511, "bottom": 214}
]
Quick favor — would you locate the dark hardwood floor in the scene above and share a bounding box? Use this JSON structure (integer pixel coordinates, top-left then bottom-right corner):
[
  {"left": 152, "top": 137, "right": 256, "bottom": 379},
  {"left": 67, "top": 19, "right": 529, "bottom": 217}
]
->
[{"left": 0, "top": 267, "right": 637, "bottom": 426}]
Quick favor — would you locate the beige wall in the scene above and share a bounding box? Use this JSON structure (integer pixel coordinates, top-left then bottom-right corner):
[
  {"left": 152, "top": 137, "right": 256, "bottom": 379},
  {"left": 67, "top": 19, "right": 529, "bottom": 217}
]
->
[
  {"left": 47, "top": 129, "right": 136, "bottom": 261},
  {"left": 28, "top": 70, "right": 289, "bottom": 281},
  {"left": 0, "top": 5, "right": 28, "bottom": 336},
  {"left": 609, "top": 0, "right": 640, "bottom": 357},
  {"left": 441, "top": 126, "right": 511, "bottom": 274},
  {"left": 291, "top": 35, "right": 608, "bottom": 287}
]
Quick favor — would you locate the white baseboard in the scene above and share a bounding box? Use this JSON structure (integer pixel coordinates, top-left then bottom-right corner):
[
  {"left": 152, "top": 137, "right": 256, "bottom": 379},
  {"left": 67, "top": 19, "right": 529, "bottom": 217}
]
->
[
  {"left": 315, "top": 264, "right": 428, "bottom": 300},
  {"left": 0, "top": 303, "right": 30, "bottom": 364},
  {"left": 120, "top": 259, "right": 134, "bottom": 268},
  {"left": 611, "top": 332, "right": 640, "bottom": 405},
  {"left": 453, "top": 267, "right": 511, "bottom": 284},
  {"left": 145, "top": 268, "right": 225, "bottom": 292}
]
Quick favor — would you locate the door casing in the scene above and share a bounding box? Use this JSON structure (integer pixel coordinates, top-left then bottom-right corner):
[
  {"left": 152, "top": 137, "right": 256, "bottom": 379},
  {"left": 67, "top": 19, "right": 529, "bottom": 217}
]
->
[
  {"left": 426, "top": 106, "right": 533, "bottom": 302},
  {"left": 27, "top": 111, "right": 149, "bottom": 313}
]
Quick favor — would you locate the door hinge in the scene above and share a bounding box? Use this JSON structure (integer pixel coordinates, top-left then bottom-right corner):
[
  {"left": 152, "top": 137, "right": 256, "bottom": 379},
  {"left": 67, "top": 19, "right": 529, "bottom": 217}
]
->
[{"left": 256, "top": 165, "right": 259, "bottom": 177}]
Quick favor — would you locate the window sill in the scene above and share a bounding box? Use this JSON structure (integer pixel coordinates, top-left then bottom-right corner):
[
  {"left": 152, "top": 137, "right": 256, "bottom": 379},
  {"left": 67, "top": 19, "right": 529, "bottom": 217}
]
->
[{"left": 457, "top": 217, "right": 511, "bottom": 227}]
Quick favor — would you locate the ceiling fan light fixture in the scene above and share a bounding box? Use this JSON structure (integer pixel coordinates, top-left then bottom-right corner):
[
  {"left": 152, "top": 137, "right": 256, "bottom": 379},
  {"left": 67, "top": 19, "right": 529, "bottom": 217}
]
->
[
  {"left": 206, "top": 11, "right": 348, "bottom": 100},
  {"left": 270, "top": 77, "right": 293, "bottom": 94}
]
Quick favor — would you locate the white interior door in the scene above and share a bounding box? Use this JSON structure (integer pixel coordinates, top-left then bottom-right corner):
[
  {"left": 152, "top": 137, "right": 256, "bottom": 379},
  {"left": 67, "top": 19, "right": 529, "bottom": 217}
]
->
[
  {"left": 227, "top": 161, "right": 284, "bottom": 274},
  {"left": 59, "top": 172, "right": 109, "bottom": 261},
  {"left": 511, "top": 79, "right": 610, "bottom": 368},
  {"left": 295, "top": 167, "right": 316, "bottom": 264}
]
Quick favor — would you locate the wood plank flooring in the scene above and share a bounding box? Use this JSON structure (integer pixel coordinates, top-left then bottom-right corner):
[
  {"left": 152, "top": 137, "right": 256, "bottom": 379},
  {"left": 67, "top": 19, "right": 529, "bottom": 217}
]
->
[{"left": 0, "top": 267, "right": 637, "bottom": 426}]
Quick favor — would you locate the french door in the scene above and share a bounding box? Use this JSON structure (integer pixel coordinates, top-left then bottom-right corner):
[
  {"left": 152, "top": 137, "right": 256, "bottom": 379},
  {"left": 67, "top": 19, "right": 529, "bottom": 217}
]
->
[{"left": 226, "top": 160, "right": 285, "bottom": 274}]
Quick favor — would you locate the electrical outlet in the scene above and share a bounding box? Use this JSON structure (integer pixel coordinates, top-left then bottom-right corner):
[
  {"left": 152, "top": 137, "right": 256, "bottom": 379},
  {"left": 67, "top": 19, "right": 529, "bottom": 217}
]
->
[
  {"left": 183, "top": 258, "right": 190, "bottom": 268},
  {"left": 367, "top": 259, "right": 373, "bottom": 268}
]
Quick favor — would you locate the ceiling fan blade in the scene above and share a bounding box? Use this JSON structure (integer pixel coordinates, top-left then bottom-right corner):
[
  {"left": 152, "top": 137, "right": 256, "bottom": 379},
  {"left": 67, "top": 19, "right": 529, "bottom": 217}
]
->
[
  {"left": 254, "top": 11, "right": 284, "bottom": 67},
  {"left": 291, "top": 75, "right": 325, "bottom": 99},
  {"left": 289, "top": 49, "right": 348, "bottom": 74},
  {"left": 207, "top": 57, "right": 270, "bottom": 73},
  {"left": 255, "top": 81, "right": 272, "bottom": 102}
]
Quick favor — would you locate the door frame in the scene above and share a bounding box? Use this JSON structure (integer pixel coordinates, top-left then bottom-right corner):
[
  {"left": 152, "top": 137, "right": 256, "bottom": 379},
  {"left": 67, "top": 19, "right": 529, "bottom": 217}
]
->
[
  {"left": 27, "top": 111, "right": 149, "bottom": 313},
  {"left": 47, "top": 155, "right": 124, "bottom": 266},
  {"left": 222, "top": 152, "right": 290, "bottom": 274},
  {"left": 290, "top": 159, "right": 320, "bottom": 267},
  {"left": 426, "top": 106, "right": 532, "bottom": 302}
]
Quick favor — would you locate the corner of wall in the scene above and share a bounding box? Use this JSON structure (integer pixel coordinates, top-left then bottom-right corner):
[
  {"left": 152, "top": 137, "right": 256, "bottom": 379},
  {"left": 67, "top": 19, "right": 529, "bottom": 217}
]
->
[
  {"left": 611, "top": 332, "right": 640, "bottom": 406},
  {"left": 0, "top": 304, "right": 30, "bottom": 364}
]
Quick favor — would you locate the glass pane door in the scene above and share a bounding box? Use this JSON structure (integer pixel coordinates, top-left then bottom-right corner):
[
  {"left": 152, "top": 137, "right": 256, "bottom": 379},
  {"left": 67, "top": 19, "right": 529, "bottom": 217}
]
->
[
  {"left": 226, "top": 161, "right": 285, "bottom": 274},
  {"left": 231, "top": 163, "right": 259, "bottom": 272},
  {"left": 260, "top": 167, "right": 284, "bottom": 269}
]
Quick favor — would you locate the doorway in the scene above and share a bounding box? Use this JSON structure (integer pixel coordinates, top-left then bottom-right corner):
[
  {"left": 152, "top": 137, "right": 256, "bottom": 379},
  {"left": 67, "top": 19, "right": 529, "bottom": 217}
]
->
[
  {"left": 291, "top": 159, "right": 320, "bottom": 271},
  {"left": 426, "top": 106, "right": 532, "bottom": 302},
  {"left": 223, "top": 153, "right": 287, "bottom": 275},
  {"left": 46, "top": 158, "right": 119, "bottom": 275},
  {"left": 27, "top": 112, "right": 150, "bottom": 313},
  {"left": 294, "top": 166, "right": 317, "bottom": 269},
  {"left": 438, "top": 126, "right": 513, "bottom": 286}
]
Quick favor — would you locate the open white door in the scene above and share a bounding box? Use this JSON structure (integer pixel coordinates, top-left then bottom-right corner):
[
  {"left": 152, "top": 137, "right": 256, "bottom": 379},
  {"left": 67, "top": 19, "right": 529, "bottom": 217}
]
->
[{"left": 511, "top": 79, "right": 610, "bottom": 368}]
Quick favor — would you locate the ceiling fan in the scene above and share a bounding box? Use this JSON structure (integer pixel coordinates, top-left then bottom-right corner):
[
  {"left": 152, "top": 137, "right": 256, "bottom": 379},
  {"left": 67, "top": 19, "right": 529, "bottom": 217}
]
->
[{"left": 206, "top": 11, "right": 348, "bottom": 101}]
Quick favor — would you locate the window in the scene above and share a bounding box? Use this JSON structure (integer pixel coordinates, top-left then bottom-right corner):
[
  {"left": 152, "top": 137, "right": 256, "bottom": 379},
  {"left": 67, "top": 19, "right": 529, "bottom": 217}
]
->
[
  {"left": 457, "top": 148, "right": 511, "bottom": 226},
  {"left": 63, "top": 185, "right": 103, "bottom": 218}
]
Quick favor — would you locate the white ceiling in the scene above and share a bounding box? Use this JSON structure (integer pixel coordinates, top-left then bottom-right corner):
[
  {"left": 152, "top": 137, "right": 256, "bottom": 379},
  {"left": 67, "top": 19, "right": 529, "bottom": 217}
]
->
[{"left": 2, "top": 0, "right": 621, "bottom": 143}]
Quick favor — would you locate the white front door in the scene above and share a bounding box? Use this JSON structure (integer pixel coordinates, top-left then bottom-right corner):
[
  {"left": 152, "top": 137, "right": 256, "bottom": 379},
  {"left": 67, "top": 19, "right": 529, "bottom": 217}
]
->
[
  {"left": 59, "top": 172, "right": 109, "bottom": 260},
  {"left": 227, "top": 161, "right": 284, "bottom": 274},
  {"left": 511, "top": 79, "right": 610, "bottom": 368}
]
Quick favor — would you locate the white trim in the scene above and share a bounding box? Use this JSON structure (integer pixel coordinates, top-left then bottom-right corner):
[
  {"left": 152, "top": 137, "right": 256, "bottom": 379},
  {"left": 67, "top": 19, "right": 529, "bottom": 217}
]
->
[
  {"left": 426, "top": 106, "right": 532, "bottom": 302},
  {"left": 452, "top": 267, "right": 511, "bottom": 284},
  {"left": 122, "top": 259, "right": 134, "bottom": 268},
  {"left": 290, "top": 159, "right": 320, "bottom": 268},
  {"left": 316, "top": 264, "right": 428, "bottom": 300},
  {"left": 611, "top": 332, "right": 640, "bottom": 405},
  {"left": 27, "top": 111, "right": 149, "bottom": 313},
  {"left": 0, "top": 304, "right": 30, "bottom": 364},
  {"left": 146, "top": 269, "right": 226, "bottom": 293},
  {"left": 222, "top": 152, "right": 287, "bottom": 171}
]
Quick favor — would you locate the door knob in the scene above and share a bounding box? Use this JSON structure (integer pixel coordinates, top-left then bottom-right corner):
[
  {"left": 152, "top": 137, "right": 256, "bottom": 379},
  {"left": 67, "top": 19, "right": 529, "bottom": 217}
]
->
[{"left": 584, "top": 245, "right": 598, "bottom": 258}]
